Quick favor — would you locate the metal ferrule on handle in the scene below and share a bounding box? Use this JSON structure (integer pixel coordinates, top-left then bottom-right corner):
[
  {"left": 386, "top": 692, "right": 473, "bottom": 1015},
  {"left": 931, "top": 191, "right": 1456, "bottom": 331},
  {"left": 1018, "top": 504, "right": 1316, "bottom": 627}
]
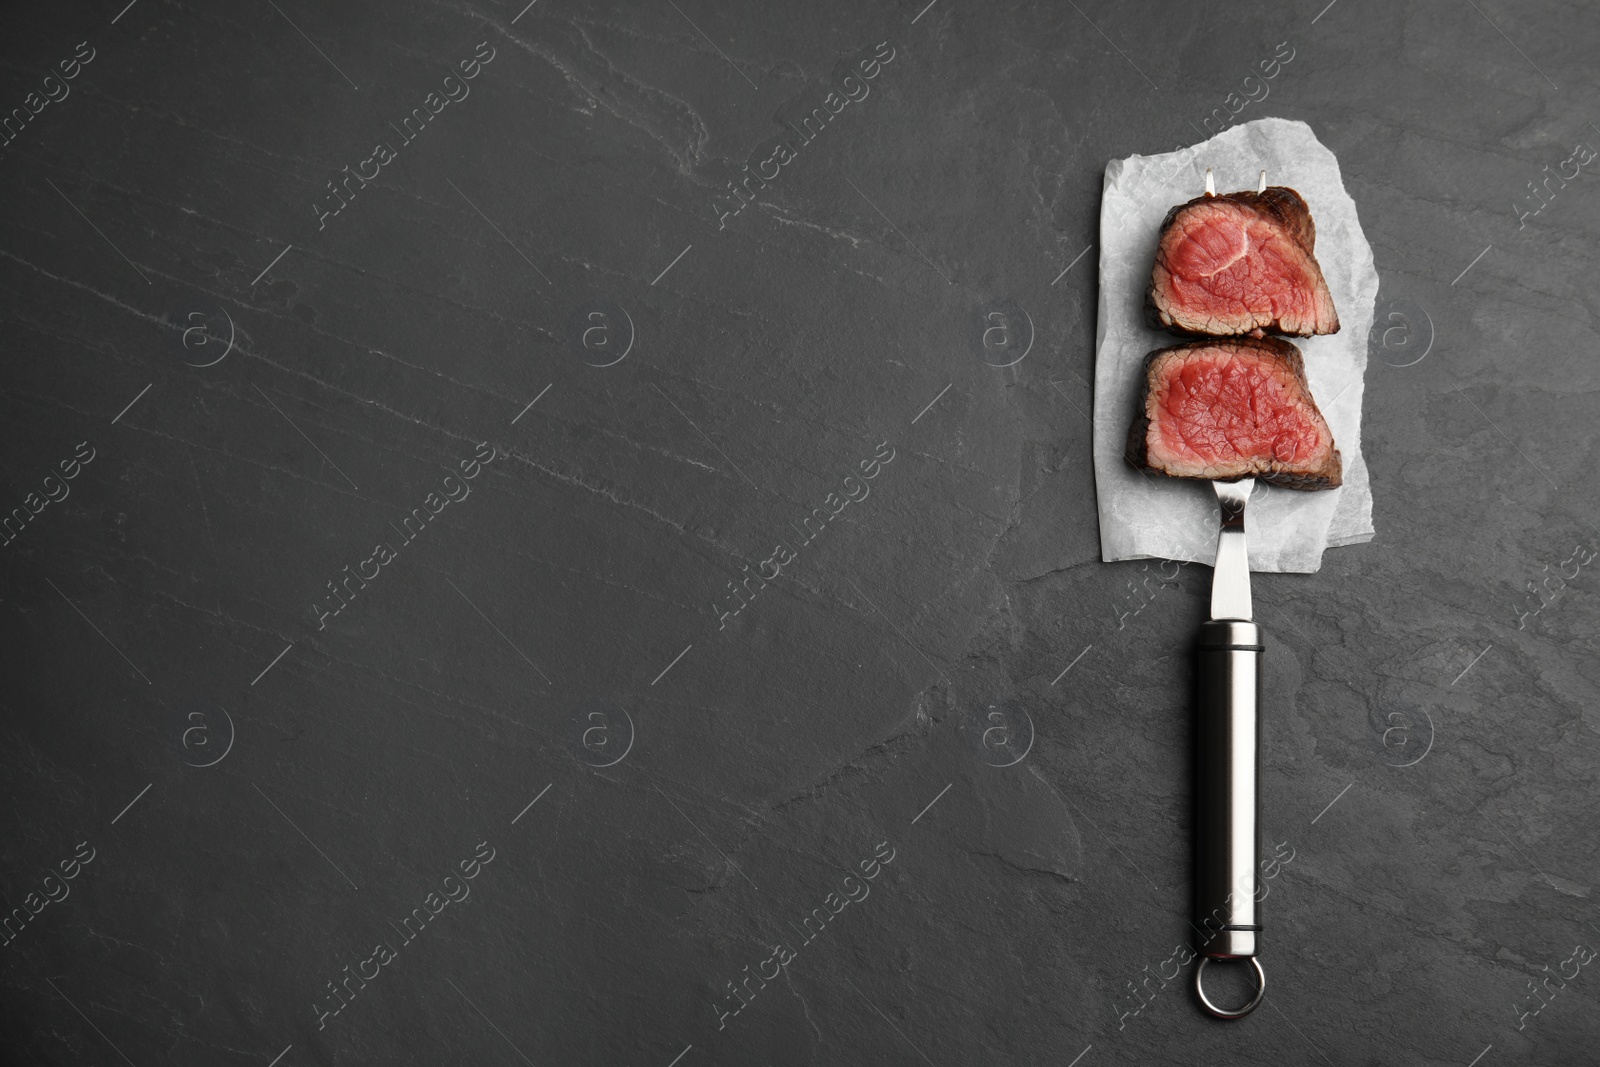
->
[{"left": 1193, "top": 618, "right": 1266, "bottom": 1018}]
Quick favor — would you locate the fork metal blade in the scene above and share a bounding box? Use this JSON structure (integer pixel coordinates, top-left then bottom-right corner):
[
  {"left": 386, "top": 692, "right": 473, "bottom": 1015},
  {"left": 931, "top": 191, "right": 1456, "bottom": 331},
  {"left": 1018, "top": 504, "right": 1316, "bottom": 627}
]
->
[{"left": 1210, "top": 478, "right": 1254, "bottom": 621}]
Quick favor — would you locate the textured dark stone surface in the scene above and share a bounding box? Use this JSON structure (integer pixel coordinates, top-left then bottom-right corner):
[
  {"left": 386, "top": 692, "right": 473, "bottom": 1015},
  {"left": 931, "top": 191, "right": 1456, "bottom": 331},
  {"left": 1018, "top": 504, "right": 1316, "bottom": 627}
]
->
[{"left": 2, "top": 0, "right": 1597, "bottom": 1064}]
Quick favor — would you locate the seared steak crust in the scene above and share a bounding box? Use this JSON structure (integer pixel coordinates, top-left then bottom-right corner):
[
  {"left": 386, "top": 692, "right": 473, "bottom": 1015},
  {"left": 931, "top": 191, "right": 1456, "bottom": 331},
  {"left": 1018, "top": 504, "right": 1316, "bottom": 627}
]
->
[{"left": 1125, "top": 335, "right": 1343, "bottom": 491}]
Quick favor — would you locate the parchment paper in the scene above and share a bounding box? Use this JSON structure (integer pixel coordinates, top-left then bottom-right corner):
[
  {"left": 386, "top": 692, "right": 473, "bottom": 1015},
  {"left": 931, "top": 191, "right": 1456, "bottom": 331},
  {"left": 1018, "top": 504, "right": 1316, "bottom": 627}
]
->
[{"left": 1093, "top": 117, "right": 1377, "bottom": 573}]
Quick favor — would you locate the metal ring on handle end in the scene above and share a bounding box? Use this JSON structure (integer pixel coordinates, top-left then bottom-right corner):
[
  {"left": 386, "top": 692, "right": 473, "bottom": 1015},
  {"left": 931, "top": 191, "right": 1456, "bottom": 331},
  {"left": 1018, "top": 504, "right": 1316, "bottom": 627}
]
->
[{"left": 1194, "top": 957, "right": 1266, "bottom": 1019}]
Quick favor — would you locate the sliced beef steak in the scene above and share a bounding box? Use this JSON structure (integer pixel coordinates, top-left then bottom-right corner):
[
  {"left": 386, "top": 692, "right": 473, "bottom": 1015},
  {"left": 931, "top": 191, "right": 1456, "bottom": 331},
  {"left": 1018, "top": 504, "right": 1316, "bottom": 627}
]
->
[
  {"left": 1125, "top": 335, "right": 1343, "bottom": 490},
  {"left": 1146, "top": 186, "right": 1340, "bottom": 338}
]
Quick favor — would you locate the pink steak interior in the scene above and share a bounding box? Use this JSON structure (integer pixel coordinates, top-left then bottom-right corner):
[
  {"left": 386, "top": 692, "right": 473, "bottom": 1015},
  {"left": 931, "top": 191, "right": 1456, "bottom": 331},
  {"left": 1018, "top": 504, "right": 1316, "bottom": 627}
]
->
[
  {"left": 1152, "top": 348, "right": 1326, "bottom": 471},
  {"left": 1163, "top": 202, "right": 1324, "bottom": 332}
]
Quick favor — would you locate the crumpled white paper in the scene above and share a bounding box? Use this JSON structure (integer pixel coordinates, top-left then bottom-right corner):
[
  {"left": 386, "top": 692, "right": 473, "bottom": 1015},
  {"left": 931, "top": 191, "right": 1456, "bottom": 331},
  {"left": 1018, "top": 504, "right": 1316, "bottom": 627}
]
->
[{"left": 1093, "top": 117, "right": 1377, "bottom": 573}]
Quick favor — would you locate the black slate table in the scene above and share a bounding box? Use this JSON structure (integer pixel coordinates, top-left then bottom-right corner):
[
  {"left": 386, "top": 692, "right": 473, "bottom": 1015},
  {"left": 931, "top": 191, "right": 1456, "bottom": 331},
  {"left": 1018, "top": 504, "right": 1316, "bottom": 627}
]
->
[{"left": 3, "top": 0, "right": 1598, "bottom": 1064}]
